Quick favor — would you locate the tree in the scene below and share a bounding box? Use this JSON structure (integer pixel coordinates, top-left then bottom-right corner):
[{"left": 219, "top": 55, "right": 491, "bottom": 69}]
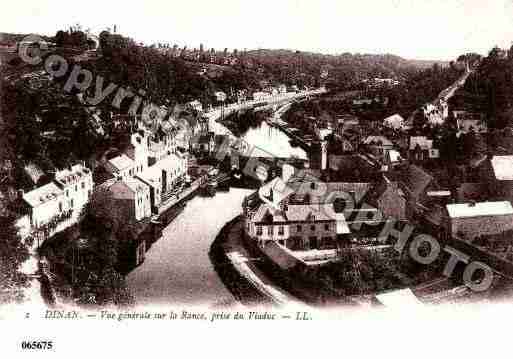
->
[{"left": 0, "top": 215, "right": 30, "bottom": 304}]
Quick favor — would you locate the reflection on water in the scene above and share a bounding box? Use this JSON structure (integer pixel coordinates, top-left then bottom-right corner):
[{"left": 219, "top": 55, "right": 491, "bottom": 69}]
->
[
  {"left": 127, "top": 189, "right": 252, "bottom": 306},
  {"left": 241, "top": 121, "right": 307, "bottom": 160},
  {"left": 127, "top": 120, "right": 302, "bottom": 305}
]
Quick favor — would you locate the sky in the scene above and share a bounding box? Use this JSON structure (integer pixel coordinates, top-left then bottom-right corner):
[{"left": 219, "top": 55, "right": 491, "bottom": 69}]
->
[{"left": 2, "top": 0, "right": 513, "bottom": 61}]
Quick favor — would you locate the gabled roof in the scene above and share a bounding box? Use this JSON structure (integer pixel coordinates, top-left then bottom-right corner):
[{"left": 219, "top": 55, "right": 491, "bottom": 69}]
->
[
  {"left": 107, "top": 154, "right": 134, "bottom": 172},
  {"left": 95, "top": 178, "right": 147, "bottom": 200},
  {"left": 399, "top": 164, "right": 434, "bottom": 199},
  {"left": 446, "top": 201, "right": 513, "bottom": 219}
]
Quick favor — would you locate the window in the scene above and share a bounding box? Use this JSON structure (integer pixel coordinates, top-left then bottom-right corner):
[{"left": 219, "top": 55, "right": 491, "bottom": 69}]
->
[
  {"left": 297, "top": 225, "right": 302, "bottom": 232},
  {"left": 278, "top": 226, "right": 284, "bottom": 235},
  {"left": 267, "top": 226, "right": 274, "bottom": 235},
  {"left": 66, "top": 190, "right": 69, "bottom": 197},
  {"left": 311, "top": 225, "right": 316, "bottom": 231},
  {"left": 81, "top": 182, "right": 85, "bottom": 189},
  {"left": 70, "top": 199, "right": 74, "bottom": 208},
  {"left": 324, "top": 224, "right": 330, "bottom": 231},
  {"left": 59, "top": 202, "right": 63, "bottom": 212},
  {"left": 75, "top": 185, "right": 78, "bottom": 192}
]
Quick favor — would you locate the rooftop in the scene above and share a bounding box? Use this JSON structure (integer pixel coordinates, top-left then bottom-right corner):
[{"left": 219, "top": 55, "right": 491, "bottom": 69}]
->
[
  {"left": 446, "top": 201, "right": 513, "bottom": 219},
  {"left": 137, "top": 154, "right": 185, "bottom": 185},
  {"left": 23, "top": 182, "right": 64, "bottom": 208},
  {"left": 55, "top": 163, "right": 90, "bottom": 186},
  {"left": 491, "top": 156, "right": 513, "bottom": 181},
  {"left": 108, "top": 154, "right": 134, "bottom": 172}
]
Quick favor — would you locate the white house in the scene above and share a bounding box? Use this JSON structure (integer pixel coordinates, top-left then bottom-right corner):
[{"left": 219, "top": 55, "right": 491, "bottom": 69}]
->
[
  {"left": 136, "top": 153, "right": 187, "bottom": 211},
  {"left": 19, "top": 163, "right": 94, "bottom": 240}
]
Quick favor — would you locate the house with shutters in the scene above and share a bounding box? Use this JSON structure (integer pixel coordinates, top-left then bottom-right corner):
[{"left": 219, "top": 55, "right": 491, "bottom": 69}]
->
[{"left": 242, "top": 166, "right": 375, "bottom": 251}]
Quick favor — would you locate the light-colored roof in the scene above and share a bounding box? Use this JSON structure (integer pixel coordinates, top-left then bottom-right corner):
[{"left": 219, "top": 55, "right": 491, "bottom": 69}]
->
[
  {"left": 409, "top": 136, "right": 433, "bottom": 150},
  {"left": 108, "top": 154, "right": 134, "bottom": 172},
  {"left": 137, "top": 154, "right": 185, "bottom": 185},
  {"left": 491, "top": 156, "right": 513, "bottom": 180},
  {"left": 363, "top": 136, "right": 393, "bottom": 147},
  {"left": 376, "top": 289, "right": 423, "bottom": 308},
  {"left": 446, "top": 201, "right": 513, "bottom": 219},
  {"left": 23, "top": 182, "right": 64, "bottom": 208},
  {"left": 383, "top": 114, "right": 405, "bottom": 129}
]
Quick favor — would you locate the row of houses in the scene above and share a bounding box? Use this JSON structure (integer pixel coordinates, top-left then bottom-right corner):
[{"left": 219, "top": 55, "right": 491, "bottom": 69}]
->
[{"left": 95, "top": 129, "right": 187, "bottom": 225}]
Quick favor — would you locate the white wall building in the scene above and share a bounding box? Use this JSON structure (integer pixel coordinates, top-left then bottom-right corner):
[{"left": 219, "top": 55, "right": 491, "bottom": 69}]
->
[{"left": 18, "top": 163, "right": 94, "bottom": 240}]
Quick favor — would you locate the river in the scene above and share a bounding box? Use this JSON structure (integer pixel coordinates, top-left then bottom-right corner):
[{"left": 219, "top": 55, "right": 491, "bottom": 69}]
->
[{"left": 127, "top": 118, "right": 305, "bottom": 306}]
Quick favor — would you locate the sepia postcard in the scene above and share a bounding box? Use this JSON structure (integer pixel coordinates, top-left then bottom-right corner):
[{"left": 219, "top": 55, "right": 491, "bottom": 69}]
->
[{"left": 1, "top": 0, "right": 513, "bottom": 357}]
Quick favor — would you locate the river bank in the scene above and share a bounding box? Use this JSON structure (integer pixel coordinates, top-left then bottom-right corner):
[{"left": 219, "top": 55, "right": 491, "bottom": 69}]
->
[{"left": 210, "top": 215, "right": 303, "bottom": 307}]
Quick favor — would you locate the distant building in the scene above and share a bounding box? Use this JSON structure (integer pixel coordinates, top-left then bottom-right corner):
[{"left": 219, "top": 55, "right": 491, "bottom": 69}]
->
[
  {"left": 383, "top": 114, "right": 405, "bottom": 131},
  {"left": 252, "top": 92, "right": 270, "bottom": 101},
  {"left": 191, "top": 132, "right": 215, "bottom": 156},
  {"left": 454, "top": 111, "right": 487, "bottom": 133},
  {"left": 362, "top": 135, "right": 394, "bottom": 162},
  {"left": 136, "top": 154, "right": 187, "bottom": 212},
  {"left": 445, "top": 201, "right": 513, "bottom": 242},
  {"left": 409, "top": 136, "right": 439, "bottom": 163},
  {"left": 214, "top": 91, "right": 227, "bottom": 102}
]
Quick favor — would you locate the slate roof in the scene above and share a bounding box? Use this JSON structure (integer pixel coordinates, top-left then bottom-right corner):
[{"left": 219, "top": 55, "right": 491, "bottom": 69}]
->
[{"left": 399, "top": 164, "right": 434, "bottom": 199}]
